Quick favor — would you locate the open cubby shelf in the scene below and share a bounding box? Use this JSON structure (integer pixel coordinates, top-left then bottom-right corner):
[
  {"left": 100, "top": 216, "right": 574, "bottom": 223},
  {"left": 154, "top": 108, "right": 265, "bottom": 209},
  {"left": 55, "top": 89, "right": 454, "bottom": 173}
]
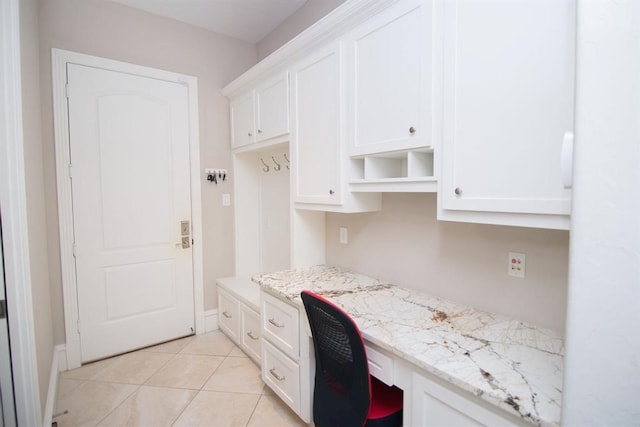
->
[{"left": 350, "top": 148, "right": 436, "bottom": 192}]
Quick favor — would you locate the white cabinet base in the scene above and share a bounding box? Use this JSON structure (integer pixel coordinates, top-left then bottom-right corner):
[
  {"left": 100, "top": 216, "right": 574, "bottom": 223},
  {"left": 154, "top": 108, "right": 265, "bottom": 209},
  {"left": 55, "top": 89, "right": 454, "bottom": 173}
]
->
[{"left": 412, "top": 372, "right": 527, "bottom": 427}]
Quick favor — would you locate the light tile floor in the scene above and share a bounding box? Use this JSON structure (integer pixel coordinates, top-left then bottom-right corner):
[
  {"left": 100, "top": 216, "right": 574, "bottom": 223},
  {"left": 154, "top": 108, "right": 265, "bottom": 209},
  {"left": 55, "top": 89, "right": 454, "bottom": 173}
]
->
[{"left": 54, "top": 331, "right": 308, "bottom": 426}]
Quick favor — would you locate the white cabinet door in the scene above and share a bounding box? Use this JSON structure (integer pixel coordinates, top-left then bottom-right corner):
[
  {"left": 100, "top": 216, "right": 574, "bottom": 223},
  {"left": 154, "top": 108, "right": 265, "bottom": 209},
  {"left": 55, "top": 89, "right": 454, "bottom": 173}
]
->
[
  {"left": 439, "top": 0, "right": 574, "bottom": 228},
  {"left": 230, "top": 73, "right": 289, "bottom": 149},
  {"left": 240, "top": 305, "right": 262, "bottom": 363},
  {"left": 230, "top": 91, "right": 255, "bottom": 149},
  {"left": 412, "top": 373, "right": 521, "bottom": 427},
  {"left": 255, "top": 72, "right": 289, "bottom": 143},
  {"left": 291, "top": 43, "right": 343, "bottom": 205},
  {"left": 347, "top": 0, "right": 435, "bottom": 156},
  {"left": 218, "top": 288, "right": 240, "bottom": 342}
]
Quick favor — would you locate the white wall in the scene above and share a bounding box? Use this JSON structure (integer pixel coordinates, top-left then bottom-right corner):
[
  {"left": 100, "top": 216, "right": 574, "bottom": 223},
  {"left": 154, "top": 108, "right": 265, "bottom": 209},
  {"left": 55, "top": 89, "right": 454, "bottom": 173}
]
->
[
  {"left": 37, "top": 0, "right": 257, "bottom": 345},
  {"left": 20, "top": 0, "right": 53, "bottom": 412},
  {"left": 562, "top": 0, "right": 640, "bottom": 424},
  {"left": 257, "top": 0, "right": 346, "bottom": 60},
  {"left": 326, "top": 194, "right": 569, "bottom": 332}
]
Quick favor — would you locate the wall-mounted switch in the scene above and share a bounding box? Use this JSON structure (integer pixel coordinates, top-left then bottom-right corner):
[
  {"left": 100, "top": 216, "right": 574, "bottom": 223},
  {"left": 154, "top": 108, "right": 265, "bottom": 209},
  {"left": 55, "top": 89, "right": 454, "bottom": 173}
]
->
[
  {"left": 339, "top": 227, "right": 348, "bottom": 244},
  {"left": 508, "top": 252, "right": 526, "bottom": 278}
]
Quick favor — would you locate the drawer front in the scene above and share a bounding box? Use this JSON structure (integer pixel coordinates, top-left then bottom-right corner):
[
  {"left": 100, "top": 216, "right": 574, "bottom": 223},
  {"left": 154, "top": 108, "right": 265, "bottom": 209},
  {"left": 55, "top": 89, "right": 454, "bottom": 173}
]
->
[
  {"left": 218, "top": 288, "right": 240, "bottom": 342},
  {"left": 366, "top": 344, "right": 394, "bottom": 386},
  {"left": 262, "top": 292, "right": 299, "bottom": 360},
  {"left": 241, "top": 305, "right": 262, "bottom": 364},
  {"left": 262, "top": 339, "right": 300, "bottom": 414}
]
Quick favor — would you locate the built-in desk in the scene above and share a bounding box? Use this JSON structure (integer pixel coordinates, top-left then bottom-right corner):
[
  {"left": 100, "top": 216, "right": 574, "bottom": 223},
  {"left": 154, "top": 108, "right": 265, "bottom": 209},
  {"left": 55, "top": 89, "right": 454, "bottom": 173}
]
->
[{"left": 252, "top": 265, "right": 563, "bottom": 427}]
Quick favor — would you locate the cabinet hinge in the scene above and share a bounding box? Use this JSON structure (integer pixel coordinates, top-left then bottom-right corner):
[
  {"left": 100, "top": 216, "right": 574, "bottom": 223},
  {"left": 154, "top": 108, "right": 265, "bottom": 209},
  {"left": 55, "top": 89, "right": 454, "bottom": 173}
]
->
[
  {"left": 65, "top": 83, "right": 70, "bottom": 98},
  {"left": 68, "top": 163, "right": 73, "bottom": 179},
  {"left": 76, "top": 319, "right": 81, "bottom": 335},
  {"left": 72, "top": 243, "right": 77, "bottom": 258},
  {"left": 0, "top": 299, "right": 7, "bottom": 320}
]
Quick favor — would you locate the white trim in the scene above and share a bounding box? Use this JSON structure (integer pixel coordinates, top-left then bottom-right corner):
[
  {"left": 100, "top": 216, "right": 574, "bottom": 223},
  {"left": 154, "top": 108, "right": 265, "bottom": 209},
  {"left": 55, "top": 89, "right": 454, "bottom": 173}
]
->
[
  {"left": 51, "top": 49, "right": 204, "bottom": 369},
  {"left": 222, "top": 0, "right": 400, "bottom": 96},
  {"left": 0, "top": 0, "right": 42, "bottom": 425},
  {"left": 42, "top": 344, "right": 65, "bottom": 427},
  {"left": 56, "top": 344, "right": 68, "bottom": 373},
  {"left": 204, "top": 309, "right": 219, "bottom": 333}
]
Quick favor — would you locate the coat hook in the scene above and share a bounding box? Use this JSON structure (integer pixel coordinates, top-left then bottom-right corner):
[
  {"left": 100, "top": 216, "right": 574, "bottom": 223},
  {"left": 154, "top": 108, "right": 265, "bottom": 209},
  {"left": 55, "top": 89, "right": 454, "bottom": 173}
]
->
[
  {"left": 272, "top": 156, "right": 281, "bottom": 171},
  {"left": 260, "top": 158, "right": 270, "bottom": 172},
  {"left": 283, "top": 153, "right": 290, "bottom": 170}
]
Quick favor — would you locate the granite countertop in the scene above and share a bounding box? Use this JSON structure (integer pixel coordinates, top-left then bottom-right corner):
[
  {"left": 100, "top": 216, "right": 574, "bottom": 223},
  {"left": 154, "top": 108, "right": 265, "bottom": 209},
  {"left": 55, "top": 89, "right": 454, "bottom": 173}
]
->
[{"left": 252, "top": 265, "right": 564, "bottom": 427}]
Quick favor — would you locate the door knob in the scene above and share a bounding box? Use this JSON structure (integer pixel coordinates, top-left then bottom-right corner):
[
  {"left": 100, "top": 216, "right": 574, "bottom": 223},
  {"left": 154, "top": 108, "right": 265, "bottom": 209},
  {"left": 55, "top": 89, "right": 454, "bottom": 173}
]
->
[{"left": 175, "top": 236, "right": 190, "bottom": 249}]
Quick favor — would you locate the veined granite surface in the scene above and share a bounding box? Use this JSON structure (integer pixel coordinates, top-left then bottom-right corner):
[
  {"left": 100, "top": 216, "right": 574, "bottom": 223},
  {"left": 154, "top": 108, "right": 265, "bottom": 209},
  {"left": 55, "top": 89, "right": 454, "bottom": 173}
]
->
[{"left": 253, "top": 265, "right": 564, "bottom": 426}]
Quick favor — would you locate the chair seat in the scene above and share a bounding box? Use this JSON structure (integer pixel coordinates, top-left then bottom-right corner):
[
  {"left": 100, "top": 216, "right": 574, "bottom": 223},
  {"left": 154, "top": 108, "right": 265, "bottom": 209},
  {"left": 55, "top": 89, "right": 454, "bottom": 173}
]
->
[{"left": 367, "top": 376, "right": 403, "bottom": 427}]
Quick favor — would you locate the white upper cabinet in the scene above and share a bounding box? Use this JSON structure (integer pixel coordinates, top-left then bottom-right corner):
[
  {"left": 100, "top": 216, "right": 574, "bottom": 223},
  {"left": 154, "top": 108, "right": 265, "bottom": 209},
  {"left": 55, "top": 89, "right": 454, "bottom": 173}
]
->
[
  {"left": 230, "top": 72, "right": 290, "bottom": 150},
  {"left": 346, "top": 0, "right": 435, "bottom": 156},
  {"left": 438, "top": 0, "right": 575, "bottom": 229},
  {"left": 255, "top": 73, "right": 290, "bottom": 142},
  {"left": 291, "top": 44, "right": 342, "bottom": 205},
  {"left": 230, "top": 91, "right": 255, "bottom": 149},
  {"left": 291, "top": 42, "right": 381, "bottom": 212}
]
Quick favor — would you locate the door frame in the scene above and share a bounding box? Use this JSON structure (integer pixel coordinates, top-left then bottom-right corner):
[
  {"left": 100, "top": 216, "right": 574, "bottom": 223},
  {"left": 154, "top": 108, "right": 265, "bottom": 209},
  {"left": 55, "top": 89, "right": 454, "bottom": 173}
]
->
[
  {"left": 0, "top": 0, "right": 42, "bottom": 424},
  {"left": 52, "top": 49, "right": 204, "bottom": 370}
]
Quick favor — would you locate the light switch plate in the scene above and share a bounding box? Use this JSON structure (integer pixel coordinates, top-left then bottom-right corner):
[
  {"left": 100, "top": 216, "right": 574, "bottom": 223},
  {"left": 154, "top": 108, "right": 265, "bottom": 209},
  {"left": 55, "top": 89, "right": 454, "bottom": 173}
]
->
[{"left": 339, "top": 227, "right": 348, "bottom": 244}]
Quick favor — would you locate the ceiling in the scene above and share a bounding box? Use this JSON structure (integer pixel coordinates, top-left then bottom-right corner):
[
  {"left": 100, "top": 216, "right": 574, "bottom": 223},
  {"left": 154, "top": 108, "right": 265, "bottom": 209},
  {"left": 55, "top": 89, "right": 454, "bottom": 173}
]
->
[{"left": 110, "top": 0, "right": 308, "bottom": 43}]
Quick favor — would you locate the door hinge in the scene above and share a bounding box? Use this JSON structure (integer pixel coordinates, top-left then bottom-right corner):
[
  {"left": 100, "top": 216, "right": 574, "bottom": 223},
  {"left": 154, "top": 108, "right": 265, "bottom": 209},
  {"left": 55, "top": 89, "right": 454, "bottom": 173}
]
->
[
  {"left": 0, "top": 299, "right": 7, "bottom": 320},
  {"left": 65, "top": 83, "right": 70, "bottom": 98}
]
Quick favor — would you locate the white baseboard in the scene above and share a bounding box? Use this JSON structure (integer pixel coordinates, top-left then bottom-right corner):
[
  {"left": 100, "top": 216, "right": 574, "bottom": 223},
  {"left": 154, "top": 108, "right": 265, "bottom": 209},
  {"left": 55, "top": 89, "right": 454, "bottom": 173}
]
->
[
  {"left": 204, "top": 309, "right": 218, "bottom": 333},
  {"left": 43, "top": 344, "right": 66, "bottom": 427}
]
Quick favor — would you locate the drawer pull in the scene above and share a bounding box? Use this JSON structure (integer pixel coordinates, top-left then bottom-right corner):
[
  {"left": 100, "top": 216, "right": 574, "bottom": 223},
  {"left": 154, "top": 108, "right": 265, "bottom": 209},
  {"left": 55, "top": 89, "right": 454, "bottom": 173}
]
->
[
  {"left": 268, "top": 318, "right": 284, "bottom": 328},
  {"left": 222, "top": 311, "right": 232, "bottom": 319},
  {"left": 247, "top": 331, "right": 259, "bottom": 340},
  {"left": 269, "top": 368, "right": 286, "bottom": 382}
]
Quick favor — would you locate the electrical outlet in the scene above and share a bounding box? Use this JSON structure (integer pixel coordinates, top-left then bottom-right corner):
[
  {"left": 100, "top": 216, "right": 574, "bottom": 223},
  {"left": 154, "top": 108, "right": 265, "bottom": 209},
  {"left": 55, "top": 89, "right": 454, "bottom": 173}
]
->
[
  {"left": 339, "top": 227, "right": 348, "bottom": 244},
  {"left": 508, "top": 252, "right": 526, "bottom": 278}
]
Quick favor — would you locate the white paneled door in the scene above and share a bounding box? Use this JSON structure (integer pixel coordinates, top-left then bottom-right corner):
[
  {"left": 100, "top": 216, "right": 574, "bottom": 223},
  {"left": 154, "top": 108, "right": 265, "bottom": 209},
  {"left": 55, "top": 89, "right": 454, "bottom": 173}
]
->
[{"left": 67, "top": 64, "right": 194, "bottom": 363}]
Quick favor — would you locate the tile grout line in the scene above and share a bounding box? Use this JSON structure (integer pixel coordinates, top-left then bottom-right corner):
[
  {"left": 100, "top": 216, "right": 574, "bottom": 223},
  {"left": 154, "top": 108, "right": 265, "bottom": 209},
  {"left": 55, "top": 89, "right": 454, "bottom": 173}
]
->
[
  {"left": 93, "top": 383, "right": 141, "bottom": 426},
  {"left": 170, "top": 345, "right": 236, "bottom": 426}
]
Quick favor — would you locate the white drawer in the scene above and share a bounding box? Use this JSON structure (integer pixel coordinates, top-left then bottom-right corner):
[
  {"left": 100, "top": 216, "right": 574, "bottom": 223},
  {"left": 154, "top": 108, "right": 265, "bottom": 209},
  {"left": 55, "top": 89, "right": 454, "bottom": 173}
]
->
[
  {"left": 218, "top": 288, "right": 240, "bottom": 342},
  {"left": 241, "top": 305, "right": 262, "bottom": 364},
  {"left": 366, "top": 344, "right": 394, "bottom": 386},
  {"left": 262, "top": 292, "right": 299, "bottom": 360},
  {"left": 262, "top": 339, "right": 301, "bottom": 414}
]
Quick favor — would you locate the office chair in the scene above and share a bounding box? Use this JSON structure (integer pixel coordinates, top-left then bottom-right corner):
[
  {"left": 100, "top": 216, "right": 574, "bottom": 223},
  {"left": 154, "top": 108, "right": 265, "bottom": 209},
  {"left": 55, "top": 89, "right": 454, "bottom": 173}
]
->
[{"left": 301, "top": 290, "right": 403, "bottom": 427}]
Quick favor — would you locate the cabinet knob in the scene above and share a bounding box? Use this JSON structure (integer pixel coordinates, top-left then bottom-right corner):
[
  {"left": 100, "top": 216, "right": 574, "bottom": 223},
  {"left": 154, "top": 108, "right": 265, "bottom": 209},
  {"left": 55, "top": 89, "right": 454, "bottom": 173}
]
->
[
  {"left": 329, "top": 189, "right": 335, "bottom": 195},
  {"left": 248, "top": 132, "right": 252, "bottom": 137},
  {"left": 454, "top": 187, "right": 462, "bottom": 196},
  {"left": 409, "top": 126, "right": 416, "bottom": 134},
  {"left": 257, "top": 129, "right": 262, "bottom": 134}
]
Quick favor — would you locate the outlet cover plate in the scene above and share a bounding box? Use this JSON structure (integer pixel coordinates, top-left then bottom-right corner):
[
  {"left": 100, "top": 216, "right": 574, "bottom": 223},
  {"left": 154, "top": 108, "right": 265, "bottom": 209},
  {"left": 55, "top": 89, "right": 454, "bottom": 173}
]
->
[{"left": 508, "top": 252, "right": 526, "bottom": 278}]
